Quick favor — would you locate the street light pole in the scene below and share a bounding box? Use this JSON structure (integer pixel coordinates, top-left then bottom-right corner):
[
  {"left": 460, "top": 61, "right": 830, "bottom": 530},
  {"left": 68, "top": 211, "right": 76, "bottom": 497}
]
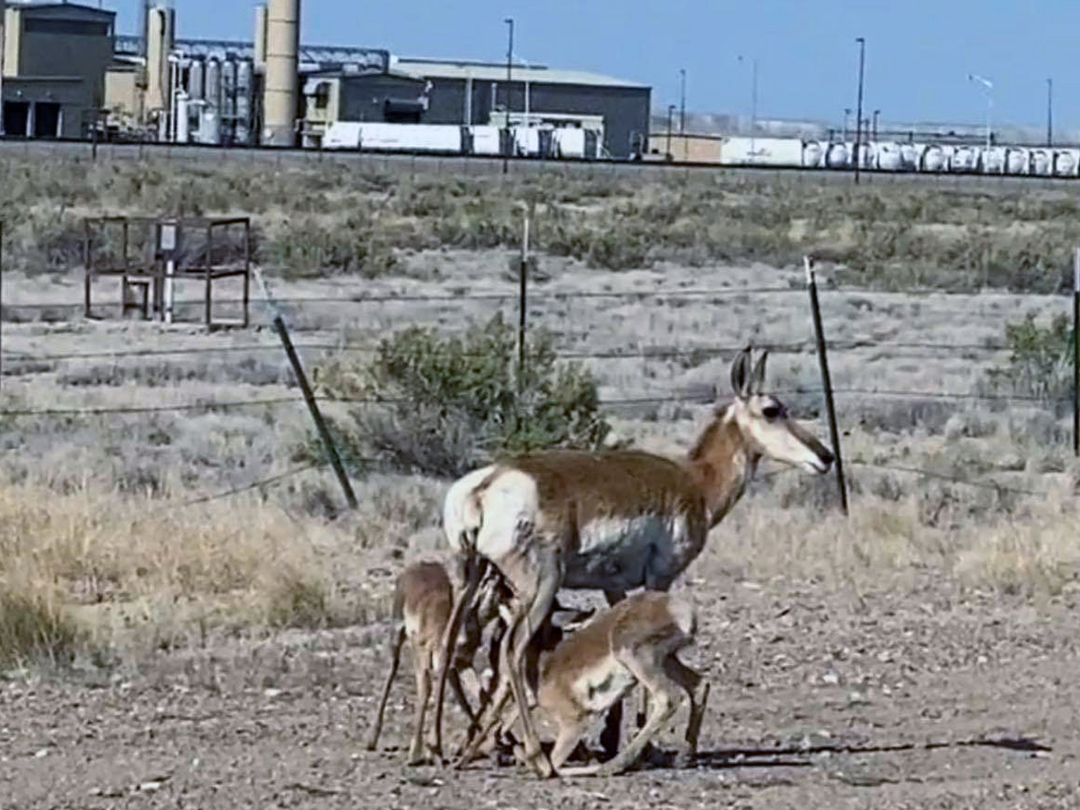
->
[
  {"left": 843, "top": 107, "right": 851, "bottom": 140},
  {"left": 1047, "top": 77, "right": 1053, "bottom": 147},
  {"left": 872, "top": 109, "right": 880, "bottom": 140},
  {"left": 853, "top": 37, "right": 865, "bottom": 185},
  {"left": 503, "top": 17, "right": 513, "bottom": 174},
  {"left": 967, "top": 73, "right": 993, "bottom": 152},
  {"left": 679, "top": 68, "right": 686, "bottom": 133},
  {"left": 737, "top": 55, "right": 758, "bottom": 161}
]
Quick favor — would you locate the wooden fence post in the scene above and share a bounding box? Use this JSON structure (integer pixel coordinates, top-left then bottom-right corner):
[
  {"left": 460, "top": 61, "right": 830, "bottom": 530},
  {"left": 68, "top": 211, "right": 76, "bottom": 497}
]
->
[
  {"left": 254, "top": 268, "right": 358, "bottom": 510},
  {"left": 805, "top": 256, "right": 849, "bottom": 514}
]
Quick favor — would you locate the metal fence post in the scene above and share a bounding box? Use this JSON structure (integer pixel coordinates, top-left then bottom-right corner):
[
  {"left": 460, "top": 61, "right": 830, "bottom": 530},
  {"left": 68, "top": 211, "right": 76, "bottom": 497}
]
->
[
  {"left": 517, "top": 209, "right": 529, "bottom": 391},
  {"left": 805, "top": 256, "right": 849, "bottom": 514},
  {"left": 254, "top": 268, "right": 358, "bottom": 510},
  {"left": 1074, "top": 248, "right": 1079, "bottom": 457}
]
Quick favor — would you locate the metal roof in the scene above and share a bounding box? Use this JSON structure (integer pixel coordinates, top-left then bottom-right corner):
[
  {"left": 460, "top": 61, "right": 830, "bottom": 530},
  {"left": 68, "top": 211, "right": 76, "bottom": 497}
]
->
[
  {"left": 8, "top": 1, "right": 115, "bottom": 16},
  {"left": 392, "top": 58, "right": 648, "bottom": 90}
]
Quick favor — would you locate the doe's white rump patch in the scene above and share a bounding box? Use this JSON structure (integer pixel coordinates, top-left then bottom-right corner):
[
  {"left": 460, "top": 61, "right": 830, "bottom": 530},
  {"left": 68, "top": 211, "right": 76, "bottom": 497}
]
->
[
  {"left": 442, "top": 464, "right": 496, "bottom": 552},
  {"left": 473, "top": 470, "right": 540, "bottom": 562}
]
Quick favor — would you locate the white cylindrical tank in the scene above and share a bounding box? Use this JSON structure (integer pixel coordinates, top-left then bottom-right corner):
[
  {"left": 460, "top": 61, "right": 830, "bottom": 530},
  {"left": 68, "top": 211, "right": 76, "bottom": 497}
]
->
[
  {"left": 1006, "top": 148, "right": 1028, "bottom": 175},
  {"left": 222, "top": 57, "right": 238, "bottom": 119},
  {"left": 235, "top": 58, "right": 254, "bottom": 144},
  {"left": 1054, "top": 150, "right": 1077, "bottom": 177},
  {"left": 176, "top": 95, "right": 190, "bottom": 142},
  {"left": 899, "top": 144, "right": 919, "bottom": 170},
  {"left": 187, "top": 57, "right": 205, "bottom": 101},
  {"left": 922, "top": 145, "right": 945, "bottom": 172},
  {"left": 205, "top": 56, "right": 222, "bottom": 112},
  {"left": 825, "top": 142, "right": 848, "bottom": 168},
  {"left": 1032, "top": 150, "right": 1051, "bottom": 175},
  {"left": 263, "top": 0, "right": 300, "bottom": 146},
  {"left": 802, "top": 140, "right": 823, "bottom": 167},
  {"left": 877, "top": 143, "right": 902, "bottom": 171},
  {"left": 200, "top": 108, "right": 221, "bottom": 144},
  {"left": 950, "top": 146, "right": 976, "bottom": 172}
]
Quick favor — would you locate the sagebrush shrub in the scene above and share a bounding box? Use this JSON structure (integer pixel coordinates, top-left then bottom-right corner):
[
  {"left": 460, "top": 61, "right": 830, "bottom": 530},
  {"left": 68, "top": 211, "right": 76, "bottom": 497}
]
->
[{"left": 308, "top": 313, "right": 610, "bottom": 477}]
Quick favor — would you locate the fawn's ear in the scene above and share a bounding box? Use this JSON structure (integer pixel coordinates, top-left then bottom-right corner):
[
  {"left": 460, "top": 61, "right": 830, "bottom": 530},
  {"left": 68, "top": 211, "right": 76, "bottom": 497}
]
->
[{"left": 749, "top": 350, "right": 769, "bottom": 396}]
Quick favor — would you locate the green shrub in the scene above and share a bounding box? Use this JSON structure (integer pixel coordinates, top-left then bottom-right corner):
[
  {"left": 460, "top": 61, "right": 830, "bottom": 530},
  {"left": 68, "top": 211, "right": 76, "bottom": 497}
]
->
[
  {"left": 309, "top": 313, "right": 610, "bottom": 477},
  {"left": 983, "top": 312, "right": 1075, "bottom": 413},
  {"left": 261, "top": 212, "right": 397, "bottom": 278}
]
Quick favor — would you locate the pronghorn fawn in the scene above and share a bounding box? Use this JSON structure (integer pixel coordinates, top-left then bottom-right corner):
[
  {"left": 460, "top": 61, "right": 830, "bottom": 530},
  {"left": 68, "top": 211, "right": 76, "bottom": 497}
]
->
[
  {"left": 368, "top": 559, "right": 592, "bottom": 765},
  {"left": 366, "top": 559, "right": 506, "bottom": 764},
  {"left": 522, "top": 591, "right": 709, "bottom": 777},
  {"left": 435, "top": 346, "right": 834, "bottom": 776}
]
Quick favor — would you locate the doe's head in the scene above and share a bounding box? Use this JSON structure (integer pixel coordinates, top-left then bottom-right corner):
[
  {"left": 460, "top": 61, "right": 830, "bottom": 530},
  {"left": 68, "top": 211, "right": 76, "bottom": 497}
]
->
[{"left": 727, "top": 345, "right": 834, "bottom": 475}]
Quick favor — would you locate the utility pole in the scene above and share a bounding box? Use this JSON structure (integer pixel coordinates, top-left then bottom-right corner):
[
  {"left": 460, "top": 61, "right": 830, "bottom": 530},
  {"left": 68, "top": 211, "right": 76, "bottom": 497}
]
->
[
  {"left": 853, "top": 37, "right": 865, "bottom": 185},
  {"left": 872, "top": 109, "right": 881, "bottom": 140},
  {"left": 843, "top": 107, "right": 851, "bottom": 140},
  {"left": 1047, "top": 77, "right": 1053, "bottom": 147},
  {"left": 503, "top": 17, "right": 513, "bottom": 174},
  {"left": 679, "top": 68, "right": 686, "bottom": 133}
]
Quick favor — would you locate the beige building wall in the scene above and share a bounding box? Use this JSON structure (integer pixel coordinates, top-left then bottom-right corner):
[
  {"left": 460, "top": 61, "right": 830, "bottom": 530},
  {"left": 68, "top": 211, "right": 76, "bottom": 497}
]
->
[
  {"left": 648, "top": 132, "right": 727, "bottom": 163},
  {"left": 105, "top": 67, "right": 140, "bottom": 117}
]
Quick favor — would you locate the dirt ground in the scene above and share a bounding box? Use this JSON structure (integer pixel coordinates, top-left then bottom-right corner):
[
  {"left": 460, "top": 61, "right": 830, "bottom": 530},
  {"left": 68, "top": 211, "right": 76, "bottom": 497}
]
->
[{"left": 3, "top": 567, "right": 1077, "bottom": 810}]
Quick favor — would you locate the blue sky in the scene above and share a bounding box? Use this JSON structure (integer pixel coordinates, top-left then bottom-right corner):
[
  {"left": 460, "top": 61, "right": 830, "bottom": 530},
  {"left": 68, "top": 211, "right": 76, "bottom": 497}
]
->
[{"left": 110, "top": 1, "right": 1077, "bottom": 132}]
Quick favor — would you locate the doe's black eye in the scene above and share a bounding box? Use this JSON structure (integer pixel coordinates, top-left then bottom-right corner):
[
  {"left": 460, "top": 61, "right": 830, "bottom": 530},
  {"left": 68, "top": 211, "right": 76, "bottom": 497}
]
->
[{"left": 762, "top": 405, "right": 782, "bottom": 420}]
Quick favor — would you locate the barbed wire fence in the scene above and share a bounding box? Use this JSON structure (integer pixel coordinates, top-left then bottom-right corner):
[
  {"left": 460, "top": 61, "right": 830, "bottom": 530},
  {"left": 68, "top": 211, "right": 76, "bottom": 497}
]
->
[{"left": 0, "top": 213, "right": 1078, "bottom": 516}]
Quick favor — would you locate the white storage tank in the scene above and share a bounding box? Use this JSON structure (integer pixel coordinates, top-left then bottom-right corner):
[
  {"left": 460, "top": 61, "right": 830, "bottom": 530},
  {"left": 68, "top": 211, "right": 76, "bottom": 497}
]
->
[
  {"left": 187, "top": 57, "right": 205, "bottom": 101},
  {"left": 205, "top": 57, "right": 222, "bottom": 111},
  {"left": 950, "top": 146, "right": 977, "bottom": 172},
  {"left": 176, "top": 95, "right": 190, "bottom": 142},
  {"left": 470, "top": 125, "right": 501, "bottom": 155},
  {"left": 922, "top": 145, "right": 945, "bottom": 172},
  {"left": 899, "top": 144, "right": 920, "bottom": 170},
  {"left": 1032, "top": 150, "right": 1052, "bottom": 175},
  {"left": 236, "top": 58, "right": 254, "bottom": 144},
  {"left": 825, "top": 142, "right": 849, "bottom": 168},
  {"left": 802, "top": 140, "right": 824, "bottom": 167},
  {"left": 222, "top": 57, "right": 238, "bottom": 119},
  {"left": 553, "top": 127, "right": 586, "bottom": 159},
  {"left": 1005, "top": 148, "right": 1029, "bottom": 175},
  {"left": 199, "top": 108, "right": 221, "bottom": 144},
  {"left": 982, "top": 146, "right": 1006, "bottom": 174},
  {"left": 1053, "top": 149, "right": 1078, "bottom": 177},
  {"left": 876, "top": 142, "right": 902, "bottom": 171}
]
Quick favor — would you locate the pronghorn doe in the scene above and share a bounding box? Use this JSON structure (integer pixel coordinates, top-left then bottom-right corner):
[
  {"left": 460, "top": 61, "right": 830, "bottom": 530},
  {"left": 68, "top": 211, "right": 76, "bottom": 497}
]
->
[
  {"left": 367, "top": 559, "right": 591, "bottom": 764},
  {"left": 434, "top": 346, "right": 834, "bottom": 776},
  {"left": 508, "top": 591, "right": 709, "bottom": 777}
]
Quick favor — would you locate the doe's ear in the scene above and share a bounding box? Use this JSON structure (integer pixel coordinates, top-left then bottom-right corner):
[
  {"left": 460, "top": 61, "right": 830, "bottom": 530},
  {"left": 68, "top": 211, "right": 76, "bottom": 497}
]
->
[
  {"left": 750, "top": 349, "right": 769, "bottom": 396},
  {"left": 730, "top": 345, "right": 753, "bottom": 400}
]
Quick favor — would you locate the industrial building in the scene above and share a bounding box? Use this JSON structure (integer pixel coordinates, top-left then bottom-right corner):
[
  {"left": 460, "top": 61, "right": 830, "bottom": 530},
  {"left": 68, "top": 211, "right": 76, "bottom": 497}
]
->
[
  {"left": 2, "top": 0, "right": 651, "bottom": 158},
  {"left": 1, "top": 0, "right": 116, "bottom": 138},
  {"left": 303, "top": 57, "right": 650, "bottom": 158}
]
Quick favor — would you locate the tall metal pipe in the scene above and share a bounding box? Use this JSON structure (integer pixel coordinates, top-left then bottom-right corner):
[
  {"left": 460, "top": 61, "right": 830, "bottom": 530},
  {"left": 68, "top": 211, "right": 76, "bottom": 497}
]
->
[{"left": 263, "top": 0, "right": 300, "bottom": 147}]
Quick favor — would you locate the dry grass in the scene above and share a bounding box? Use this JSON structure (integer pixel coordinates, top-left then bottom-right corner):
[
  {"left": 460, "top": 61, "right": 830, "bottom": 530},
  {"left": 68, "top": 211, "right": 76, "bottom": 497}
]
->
[
  {"left": 2, "top": 156, "right": 1079, "bottom": 669},
  {"left": 0, "top": 480, "right": 372, "bottom": 665}
]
